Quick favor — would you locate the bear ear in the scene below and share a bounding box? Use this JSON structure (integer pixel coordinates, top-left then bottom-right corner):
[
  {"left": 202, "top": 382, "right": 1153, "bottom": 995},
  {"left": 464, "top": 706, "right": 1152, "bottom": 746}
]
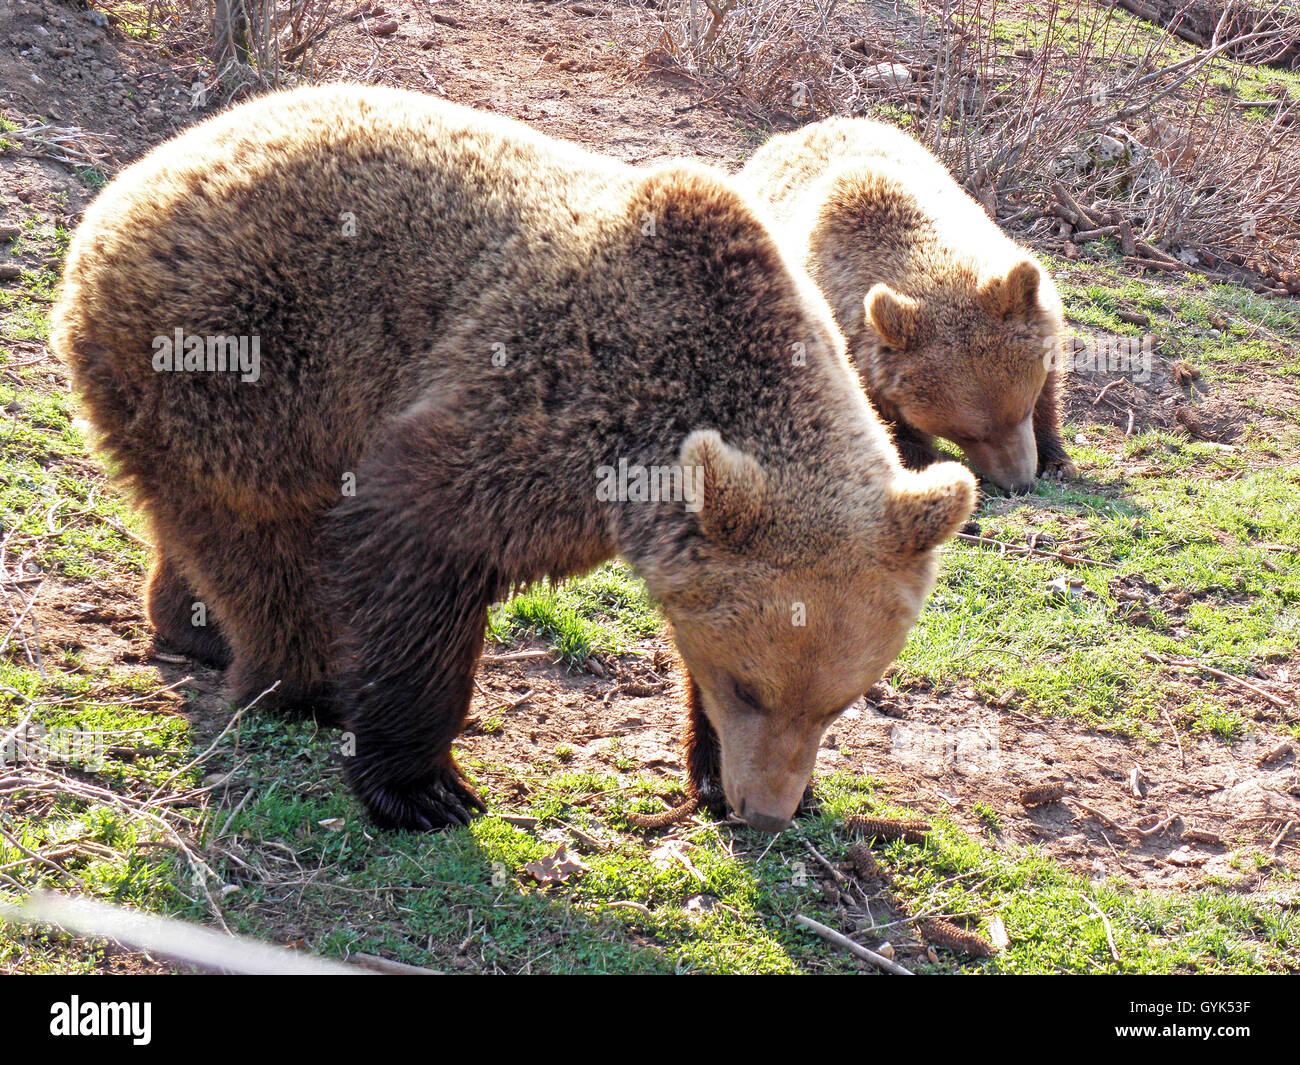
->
[
  {"left": 865, "top": 284, "right": 920, "bottom": 350},
  {"left": 680, "top": 429, "right": 768, "bottom": 549},
  {"left": 883, "top": 461, "right": 976, "bottom": 555},
  {"left": 978, "top": 259, "right": 1041, "bottom": 319}
]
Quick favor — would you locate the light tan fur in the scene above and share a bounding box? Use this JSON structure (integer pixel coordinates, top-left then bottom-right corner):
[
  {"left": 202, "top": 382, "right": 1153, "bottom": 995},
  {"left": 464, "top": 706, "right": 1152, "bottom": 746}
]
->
[{"left": 740, "top": 117, "right": 1074, "bottom": 493}]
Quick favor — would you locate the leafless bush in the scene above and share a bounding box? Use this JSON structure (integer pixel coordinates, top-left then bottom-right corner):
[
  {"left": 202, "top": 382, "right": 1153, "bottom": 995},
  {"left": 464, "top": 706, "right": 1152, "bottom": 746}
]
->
[
  {"left": 628, "top": 0, "right": 1300, "bottom": 284},
  {"left": 635, "top": 1, "right": 845, "bottom": 117},
  {"left": 96, "top": 0, "right": 345, "bottom": 100}
]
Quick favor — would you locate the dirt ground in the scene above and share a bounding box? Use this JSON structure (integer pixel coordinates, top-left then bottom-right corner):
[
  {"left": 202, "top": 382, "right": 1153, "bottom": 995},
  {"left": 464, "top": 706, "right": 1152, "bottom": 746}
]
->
[{"left": 2, "top": 0, "right": 1297, "bottom": 910}]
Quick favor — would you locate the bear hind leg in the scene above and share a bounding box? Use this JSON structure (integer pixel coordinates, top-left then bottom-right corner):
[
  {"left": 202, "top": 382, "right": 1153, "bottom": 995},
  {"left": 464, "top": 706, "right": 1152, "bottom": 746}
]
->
[
  {"left": 146, "top": 552, "right": 232, "bottom": 668},
  {"left": 152, "top": 509, "right": 338, "bottom": 723}
]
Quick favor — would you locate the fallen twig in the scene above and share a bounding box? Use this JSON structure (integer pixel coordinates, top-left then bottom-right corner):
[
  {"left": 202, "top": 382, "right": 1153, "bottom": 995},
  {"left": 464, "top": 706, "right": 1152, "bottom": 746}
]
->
[
  {"left": 1136, "top": 812, "right": 1178, "bottom": 839},
  {"left": 1070, "top": 801, "right": 1129, "bottom": 835},
  {"left": 795, "top": 914, "right": 914, "bottom": 975},
  {"left": 480, "top": 649, "right": 553, "bottom": 665},
  {"left": 1142, "top": 652, "right": 1289, "bottom": 709},
  {"left": 1160, "top": 707, "right": 1186, "bottom": 769},
  {"left": 1082, "top": 894, "right": 1120, "bottom": 963},
  {"left": 955, "top": 532, "right": 1118, "bottom": 569},
  {"left": 348, "top": 951, "right": 441, "bottom": 975},
  {"left": 2, "top": 891, "right": 366, "bottom": 974}
]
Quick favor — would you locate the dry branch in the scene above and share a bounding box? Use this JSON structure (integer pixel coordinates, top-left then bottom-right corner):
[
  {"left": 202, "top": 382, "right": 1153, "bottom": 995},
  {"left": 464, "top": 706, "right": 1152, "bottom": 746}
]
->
[{"left": 795, "top": 913, "right": 915, "bottom": 975}]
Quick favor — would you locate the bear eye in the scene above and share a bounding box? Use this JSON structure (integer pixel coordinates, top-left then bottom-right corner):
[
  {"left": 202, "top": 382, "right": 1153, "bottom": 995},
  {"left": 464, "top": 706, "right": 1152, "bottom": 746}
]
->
[{"left": 732, "top": 680, "right": 764, "bottom": 713}]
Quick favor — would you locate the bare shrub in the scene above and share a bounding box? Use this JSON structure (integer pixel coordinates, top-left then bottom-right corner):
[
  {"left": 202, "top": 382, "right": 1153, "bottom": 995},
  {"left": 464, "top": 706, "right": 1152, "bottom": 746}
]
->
[
  {"left": 96, "top": 0, "right": 345, "bottom": 100},
  {"left": 627, "top": 0, "right": 1300, "bottom": 285}
]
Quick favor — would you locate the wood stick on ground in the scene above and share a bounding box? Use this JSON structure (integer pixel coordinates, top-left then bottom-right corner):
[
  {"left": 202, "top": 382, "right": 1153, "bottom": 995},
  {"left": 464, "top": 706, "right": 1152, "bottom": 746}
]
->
[
  {"left": 1051, "top": 182, "right": 1105, "bottom": 227},
  {"left": 480, "top": 649, "right": 552, "bottom": 664},
  {"left": 1, "top": 891, "right": 366, "bottom": 974},
  {"left": 1119, "top": 220, "right": 1137, "bottom": 257},
  {"left": 1126, "top": 256, "right": 1185, "bottom": 272},
  {"left": 1161, "top": 707, "right": 1187, "bottom": 769},
  {"left": 955, "top": 531, "right": 1119, "bottom": 568},
  {"left": 1142, "top": 651, "right": 1289, "bottom": 708},
  {"left": 1082, "top": 895, "right": 1120, "bottom": 962},
  {"left": 1269, "top": 821, "right": 1294, "bottom": 852},
  {"left": 1071, "top": 801, "right": 1129, "bottom": 835},
  {"left": 1133, "top": 238, "right": 1183, "bottom": 265},
  {"left": 1072, "top": 224, "right": 1122, "bottom": 243},
  {"left": 1092, "top": 380, "right": 1125, "bottom": 406},
  {"left": 349, "top": 952, "right": 442, "bottom": 975},
  {"left": 1136, "top": 812, "right": 1178, "bottom": 839},
  {"left": 0, "top": 824, "right": 82, "bottom": 885},
  {"left": 797, "top": 834, "right": 850, "bottom": 888},
  {"left": 795, "top": 914, "right": 914, "bottom": 975}
]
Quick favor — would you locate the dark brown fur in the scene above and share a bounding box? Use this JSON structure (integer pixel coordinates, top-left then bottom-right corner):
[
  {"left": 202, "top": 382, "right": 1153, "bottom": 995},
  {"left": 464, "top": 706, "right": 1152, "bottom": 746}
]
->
[{"left": 54, "top": 86, "right": 974, "bottom": 831}]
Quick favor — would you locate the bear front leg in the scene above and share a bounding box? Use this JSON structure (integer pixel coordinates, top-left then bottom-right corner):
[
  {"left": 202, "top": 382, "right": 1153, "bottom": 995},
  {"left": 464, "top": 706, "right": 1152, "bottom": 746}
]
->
[
  {"left": 681, "top": 667, "right": 727, "bottom": 819},
  {"left": 890, "top": 419, "right": 941, "bottom": 472},
  {"left": 335, "top": 559, "right": 497, "bottom": 831},
  {"left": 328, "top": 483, "right": 502, "bottom": 831},
  {"left": 146, "top": 551, "right": 232, "bottom": 669},
  {"left": 1034, "top": 368, "right": 1076, "bottom": 479}
]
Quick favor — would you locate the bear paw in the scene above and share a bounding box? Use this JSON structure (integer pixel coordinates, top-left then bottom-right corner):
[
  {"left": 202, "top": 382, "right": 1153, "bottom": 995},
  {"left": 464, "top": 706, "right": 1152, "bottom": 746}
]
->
[
  {"left": 351, "top": 762, "right": 487, "bottom": 831},
  {"left": 1040, "top": 457, "right": 1078, "bottom": 481}
]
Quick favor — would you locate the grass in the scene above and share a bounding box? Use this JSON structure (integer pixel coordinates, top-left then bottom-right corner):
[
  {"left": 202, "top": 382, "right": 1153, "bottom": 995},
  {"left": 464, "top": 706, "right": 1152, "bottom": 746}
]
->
[{"left": 487, "top": 561, "right": 662, "bottom": 666}]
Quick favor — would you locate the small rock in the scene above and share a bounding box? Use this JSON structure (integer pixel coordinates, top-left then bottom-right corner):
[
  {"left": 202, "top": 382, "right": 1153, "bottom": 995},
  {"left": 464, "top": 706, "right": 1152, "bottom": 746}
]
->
[{"left": 861, "top": 62, "right": 911, "bottom": 90}]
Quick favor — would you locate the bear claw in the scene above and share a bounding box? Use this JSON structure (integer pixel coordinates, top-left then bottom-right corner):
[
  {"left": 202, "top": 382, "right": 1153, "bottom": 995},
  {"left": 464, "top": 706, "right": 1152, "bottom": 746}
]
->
[
  {"left": 352, "top": 763, "right": 487, "bottom": 831},
  {"left": 1040, "top": 458, "right": 1078, "bottom": 481}
]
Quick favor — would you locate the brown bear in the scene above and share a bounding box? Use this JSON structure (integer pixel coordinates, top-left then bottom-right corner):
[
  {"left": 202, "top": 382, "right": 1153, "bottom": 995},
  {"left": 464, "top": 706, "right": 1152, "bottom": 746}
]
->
[
  {"left": 740, "top": 117, "right": 1073, "bottom": 494},
  {"left": 52, "top": 85, "right": 974, "bottom": 833}
]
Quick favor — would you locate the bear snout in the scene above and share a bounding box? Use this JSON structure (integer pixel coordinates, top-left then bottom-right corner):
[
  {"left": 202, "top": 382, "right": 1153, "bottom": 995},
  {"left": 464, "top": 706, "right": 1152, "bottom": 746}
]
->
[
  {"left": 738, "top": 806, "right": 793, "bottom": 834},
  {"left": 962, "top": 416, "right": 1038, "bottom": 494}
]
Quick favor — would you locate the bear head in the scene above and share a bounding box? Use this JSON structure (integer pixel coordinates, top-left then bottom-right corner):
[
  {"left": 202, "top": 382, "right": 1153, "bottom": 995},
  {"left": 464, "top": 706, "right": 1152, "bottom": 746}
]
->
[
  {"left": 863, "top": 258, "right": 1061, "bottom": 494},
  {"left": 805, "top": 164, "right": 1065, "bottom": 494},
  {"left": 647, "top": 429, "right": 975, "bottom": 831}
]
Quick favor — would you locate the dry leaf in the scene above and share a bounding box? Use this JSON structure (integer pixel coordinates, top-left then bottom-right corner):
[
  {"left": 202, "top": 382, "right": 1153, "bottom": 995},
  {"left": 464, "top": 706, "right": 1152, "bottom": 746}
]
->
[{"left": 524, "top": 844, "right": 589, "bottom": 885}]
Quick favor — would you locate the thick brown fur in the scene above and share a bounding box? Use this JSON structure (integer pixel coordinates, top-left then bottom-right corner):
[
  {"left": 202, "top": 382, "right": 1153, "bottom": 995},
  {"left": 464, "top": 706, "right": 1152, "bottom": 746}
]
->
[
  {"left": 740, "top": 117, "right": 1074, "bottom": 493},
  {"left": 53, "top": 86, "right": 975, "bottom": 831}
]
